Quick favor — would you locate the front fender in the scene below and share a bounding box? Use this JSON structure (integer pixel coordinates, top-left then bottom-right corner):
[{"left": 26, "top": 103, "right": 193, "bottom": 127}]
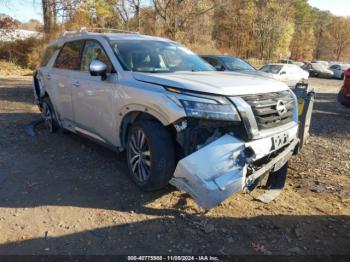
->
[{"left": 119, "top": 104, "right": 170, "bottom": 126}]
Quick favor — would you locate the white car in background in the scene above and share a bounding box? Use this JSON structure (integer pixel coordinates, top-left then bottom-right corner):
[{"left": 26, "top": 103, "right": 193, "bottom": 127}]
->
[
  {"left": 329, "top": 64, "right": 350, "bottom": 79},
  {"left": 259, "top": 63, "right": 309, "bottom": 87}
]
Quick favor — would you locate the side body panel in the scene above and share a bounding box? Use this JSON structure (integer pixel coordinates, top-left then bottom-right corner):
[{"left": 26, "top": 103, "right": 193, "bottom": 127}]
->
[
  {"left": 70, "top": 71, "right": 118, "bottom": 144},
  {"left": 47, "top": 68, "right": 75, "bottom": 122}
]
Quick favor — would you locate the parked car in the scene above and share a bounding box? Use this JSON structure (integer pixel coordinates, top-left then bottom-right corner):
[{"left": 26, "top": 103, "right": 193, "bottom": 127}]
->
[
  {"left": 278, "top": 59, "right": 304, "bottom": 67},
  {"left": 311, "top": 60, "right": 329, "bottom": 67},
  {"left": 329, "top": 64, "right": 350, "bottom": 79},
  {"left": 201, "top": 55, "right": 275, "bottom": 81},
  {"left": 302, "top": 62, "right": 334, "bottom": 78},
  {"left": 201, "top": 55, "right": 259, "bottom": 72},
  {"left": 338, "top": 68, "right": 350, "bottom": 107},
  {"left": 259, "top": 63, "right": 309, "bottom": 87},
  {"left": 33, "top": 29, "right": 300, "bottom": 208},
  {"left": 278, "top": 59, "right": 293, "bottom": 64}
]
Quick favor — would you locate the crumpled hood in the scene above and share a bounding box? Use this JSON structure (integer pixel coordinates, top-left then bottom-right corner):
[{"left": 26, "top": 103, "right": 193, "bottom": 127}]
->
[{"left": 132, "top": 71, "right": 289, "bottom": 96}]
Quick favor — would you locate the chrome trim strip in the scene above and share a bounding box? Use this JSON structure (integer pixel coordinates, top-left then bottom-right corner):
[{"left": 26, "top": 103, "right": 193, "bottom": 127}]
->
[
  {"left": 75, "top": 127, "right": 106, "bottom": 143},
  {"left": 229, "top": 96, "right": 259, "bottom": 139}
]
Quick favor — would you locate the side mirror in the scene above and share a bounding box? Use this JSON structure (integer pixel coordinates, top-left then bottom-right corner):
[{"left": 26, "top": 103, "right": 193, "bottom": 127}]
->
[
  {"left": 280, "top": 71, "right": 286, "bottom": 75},
  {"left": 90, "top": 60, "right": 107, "bottom": 80}
]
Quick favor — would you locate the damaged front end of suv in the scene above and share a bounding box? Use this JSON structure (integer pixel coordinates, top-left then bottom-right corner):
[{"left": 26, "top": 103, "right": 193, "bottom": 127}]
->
[{"left": 167, "top": 88, "right": 299, "bottom": 209}]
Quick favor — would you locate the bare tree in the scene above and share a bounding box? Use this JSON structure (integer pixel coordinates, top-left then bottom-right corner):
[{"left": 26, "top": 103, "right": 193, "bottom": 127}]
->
[
  {"left": 115, "top": 0, "right": 142, "bottom": 30},
  {"left": 328, "top": 17, "right": 350, "bottom": 61},
  {"left": 42, "top": 0, "right": 55, "bottom": 34},
  {"left": 313, "top": 11, "right": 331, "bottom": 60},
  {"left": 152, "top": 0, "right": 215, "bottom": 39},
  {"left": 41, "top": 0, "right": 84, "bottom": 35}
]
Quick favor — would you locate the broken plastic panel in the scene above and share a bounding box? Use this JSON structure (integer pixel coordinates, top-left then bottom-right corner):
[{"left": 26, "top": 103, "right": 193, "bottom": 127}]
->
[
  {"left": 170, "top": 134, "right": 247, "bottom": 209},
  {"left": 170, "top": 127, "right": 299, "bottom": 209}
]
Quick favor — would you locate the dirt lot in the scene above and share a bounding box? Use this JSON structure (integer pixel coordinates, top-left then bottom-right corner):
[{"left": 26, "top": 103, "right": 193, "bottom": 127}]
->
[{"left": 0, "top": 76, "right": 349, "bottom": 256}]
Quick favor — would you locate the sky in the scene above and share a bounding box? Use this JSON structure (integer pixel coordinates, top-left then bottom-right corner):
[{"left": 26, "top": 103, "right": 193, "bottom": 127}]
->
[
  {"left": 0, "top": 0, "right": 43, "bottom": 22},
  {"left": 0, "top": 0, "right": 349, "bottom": 23},
  {"left": 308, "top": 0, "right": 350, "bottom": 16}
]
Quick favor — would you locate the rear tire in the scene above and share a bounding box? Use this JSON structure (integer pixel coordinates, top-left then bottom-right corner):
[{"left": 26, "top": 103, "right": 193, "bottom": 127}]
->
[
  {"left": 126, "top": 120, "right": 175, "bottom": 191},
  {"left": 41, "top": 97, "right": 59, "bottom": 133}
]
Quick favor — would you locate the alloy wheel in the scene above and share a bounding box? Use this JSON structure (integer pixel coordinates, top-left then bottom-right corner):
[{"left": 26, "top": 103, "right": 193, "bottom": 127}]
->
[
  {"left": 42, "top": 103, "right": 53, "bottom": 132},
  {"left": 127, "top": 128, "right": 152, "bottom": 183}
]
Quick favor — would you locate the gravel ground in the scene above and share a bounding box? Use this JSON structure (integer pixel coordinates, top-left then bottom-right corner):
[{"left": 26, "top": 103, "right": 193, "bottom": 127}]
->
[{"left": 0, "top": 76, "right": 349, "bottom": 255}]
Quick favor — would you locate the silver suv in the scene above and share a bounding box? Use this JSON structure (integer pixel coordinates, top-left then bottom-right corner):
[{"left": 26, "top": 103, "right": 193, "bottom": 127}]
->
[{"left": 33, "top": 29, "right": 299, "bottom": 208}]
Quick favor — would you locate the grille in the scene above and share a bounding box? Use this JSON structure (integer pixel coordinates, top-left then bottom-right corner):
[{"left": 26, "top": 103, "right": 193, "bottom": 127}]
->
[{"left": 242, "top": 90, "right": 294, "bottom": 130}]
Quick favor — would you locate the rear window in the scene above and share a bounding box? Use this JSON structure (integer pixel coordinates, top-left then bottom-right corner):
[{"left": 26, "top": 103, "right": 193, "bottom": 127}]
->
[
  {"left": 41, "top": 45, "right": 60, "bottom": 66},
  {"left": 203, "top": 57, "right": 220, "bottom": 67},
  {"left": 260, "top": 65, "right": 283, "bottom": 74},
  {"left": 220, "top": 56, "right": 255, "bottom": 71},
  {"left": 54, "top": 41, "right": 83, "bottom": 70}
]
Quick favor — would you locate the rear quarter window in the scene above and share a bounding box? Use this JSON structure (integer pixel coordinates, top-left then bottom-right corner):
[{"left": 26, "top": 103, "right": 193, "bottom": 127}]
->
[
  {"left": 54, "top": 41, "right": 83, "bottom": 70},
  {"left": 41, "top": 45, "right": 60, "bottom": 67}
]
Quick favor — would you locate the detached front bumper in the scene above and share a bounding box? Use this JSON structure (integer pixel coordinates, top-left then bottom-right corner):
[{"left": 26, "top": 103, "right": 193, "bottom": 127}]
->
[{"left": 170, "top": 125, "right": 299, "bottom": 209}]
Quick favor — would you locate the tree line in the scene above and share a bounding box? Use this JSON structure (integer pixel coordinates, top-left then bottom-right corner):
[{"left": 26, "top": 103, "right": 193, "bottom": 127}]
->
[{"left": 3, "top": 0, "right": 350, "bottom": 63}]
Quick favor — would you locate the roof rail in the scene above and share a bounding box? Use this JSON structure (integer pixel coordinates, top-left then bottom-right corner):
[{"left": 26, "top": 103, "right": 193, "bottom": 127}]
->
[
  {"left": 82, "top": 27, "right": 139, "bottom": 34},
  {"left": 60, "top": 27, "right": 139, "bottom": 37}
]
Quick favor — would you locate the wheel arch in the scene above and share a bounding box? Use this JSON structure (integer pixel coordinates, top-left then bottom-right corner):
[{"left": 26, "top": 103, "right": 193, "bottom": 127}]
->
[
  {"left": 33, "top": 70, "right": 49, "bottom": 104},
  {"left": 118, "top": 108, "right": 176, "bottom": 148}
]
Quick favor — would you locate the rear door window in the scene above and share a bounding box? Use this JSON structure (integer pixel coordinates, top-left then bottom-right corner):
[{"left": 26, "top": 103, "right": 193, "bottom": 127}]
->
[{"left": 54, "top": 41, "right": 83, "bottom": 70}]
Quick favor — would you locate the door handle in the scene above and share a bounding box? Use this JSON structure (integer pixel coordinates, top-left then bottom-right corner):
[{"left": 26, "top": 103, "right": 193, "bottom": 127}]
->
[
  {"left": 46, "top": 74, "right": 52, "bottom": 80},
  {"left": 72, "top": 81, "right": 80, "bottom": 87}
]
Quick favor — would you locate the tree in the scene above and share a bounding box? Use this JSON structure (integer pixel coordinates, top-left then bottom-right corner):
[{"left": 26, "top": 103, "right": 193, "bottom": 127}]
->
[
  {"left": 64, "top": 0, "right": 120, "bottom": 29},
  {"left": 213, "top": 0, "right": 256, "bottom": 58},
  {"left": 115, "top": 0, "right": 141, "bottom": 30},
  {"left": 253, "top": 0, "right": 295, "bottom": 60},
  {"left": 313, "top": 10, "right": 332, "bottom": 60},
  {"left": 42, "top": 0, "right": 56, "bottom": 35},
  {"left": 152, "top": 0, "right": 215, "bottom": 40},
  {"left": 0, "top": 15, "right": 19, "bottom": 29},
  {"left": 289, "top": 0, "right": 316, "bottom": 61},
  {"left": 327, "top": 16, "right": 350, "bottom": 61}
]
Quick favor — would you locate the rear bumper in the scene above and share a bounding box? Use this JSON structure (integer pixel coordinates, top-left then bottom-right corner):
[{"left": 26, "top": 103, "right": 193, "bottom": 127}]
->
[{"left": 170, "top": 125, "right": 299, "bottom": 209}]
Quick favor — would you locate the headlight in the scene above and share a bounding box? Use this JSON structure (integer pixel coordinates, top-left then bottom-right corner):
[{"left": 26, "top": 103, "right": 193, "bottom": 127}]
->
[
  {"left": 180, "top": 99, "right": 240, "bottom": 121},
  {"left": 165, "top": 87, "right": 241, "bottom": 121}
]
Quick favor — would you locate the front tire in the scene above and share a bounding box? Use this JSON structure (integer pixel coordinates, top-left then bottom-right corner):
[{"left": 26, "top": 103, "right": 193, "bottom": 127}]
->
[{"left": 126, "top": 120, "right": 175, "bottom": 191}]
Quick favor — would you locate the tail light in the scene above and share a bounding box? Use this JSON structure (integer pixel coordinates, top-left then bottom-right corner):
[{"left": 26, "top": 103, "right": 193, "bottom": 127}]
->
[{"left": 345, "top": 71, "right": 350, "bottom": 77}]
